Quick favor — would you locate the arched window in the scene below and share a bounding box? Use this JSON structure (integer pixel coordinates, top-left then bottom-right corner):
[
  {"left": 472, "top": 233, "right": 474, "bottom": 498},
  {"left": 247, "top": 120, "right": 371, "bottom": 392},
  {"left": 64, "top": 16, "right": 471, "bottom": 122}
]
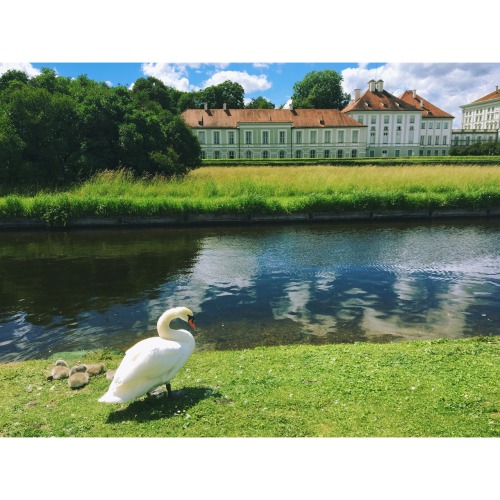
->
[
  {"left": 279, "top": 150, "right": 285, "bottom": 158},
  {"left": 262, "top": 150, "right": 269, "bottom": 159},
  {"left": 246, "top": 150, "right": 252, "bottom": 159},
  {"left": 295, "top": 150, "right": 302, "bottom": 158}
]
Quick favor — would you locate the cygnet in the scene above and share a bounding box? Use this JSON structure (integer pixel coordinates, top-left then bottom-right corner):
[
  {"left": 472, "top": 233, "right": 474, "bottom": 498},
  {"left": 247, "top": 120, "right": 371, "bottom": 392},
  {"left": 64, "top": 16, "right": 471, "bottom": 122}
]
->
[
  {"left": 68, "top": 372, "right": 90, "bottom": 389},
  {"left": 85, "top": 363, "right": 105, "bottom": 376},
  {"left": 47, "top": 360, "right": 69, "bottom": 380}
]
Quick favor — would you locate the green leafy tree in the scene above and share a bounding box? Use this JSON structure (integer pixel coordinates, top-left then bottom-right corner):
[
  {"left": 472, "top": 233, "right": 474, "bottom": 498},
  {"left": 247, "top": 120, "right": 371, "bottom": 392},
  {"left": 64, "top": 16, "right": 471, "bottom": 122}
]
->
[
  {"left": 201, "top": 80, "right": 245, "bottom": 108},
  {"left": 291, "top": 69, "right": 350, "bottom": 109},
  {"left": 246, "top": 96, "right": 275, "bottom": 109},
  {"left": 0, "top": 69, "right": 29, "bottom": 92},
  {"left": 131, "top": 77, "right": 181, "bottom": 114},
  {"left": 1, "top": 84, "right": 80, "bottom": 184}
]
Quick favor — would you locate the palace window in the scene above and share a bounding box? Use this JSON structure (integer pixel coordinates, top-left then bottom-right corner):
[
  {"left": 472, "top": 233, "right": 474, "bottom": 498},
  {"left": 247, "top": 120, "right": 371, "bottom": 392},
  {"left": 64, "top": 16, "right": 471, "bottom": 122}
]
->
[
  {"left": 384, "top": 116, "right": 389, "bottom": 124},
  {"left": 228, "top": 131, "right": 235, "bottom": 144},
  {"left": 214, "top": 150, "right": 220, "bottom": 159},
  {"left": 229, "top": 150, "right": 235, "bottom": 159},
  {"left": 324, "top": 150, "right": 330, "bottom": 158},
  {"left": 310, "top": 131, "right": 317, "bottom": 143},
  {"left": 337, "top": 150, "right": 343, "bottom": 158},
  {"left": 295, "top": 150, "right": 302, "bottom": 158},
  {"left": 245, "top": 131, "right": 252, "bottom": 144},
  {"left": 351, "top": 149, "right": 358, "bottom": 158},
  {"left": 279, "top": 150, "right": 285, "bottom": 159},
  {"left": 338, "top": 130, "right": 344, "bottom": 143},
  {"left": 213, "top": 131, "right": 220, "bottom": 145},
  {"left": 371, "top": 116, "right": 376, "bottom": 124},
  {"left": 198, "top": 131, "right": 205, "bottom": 144},
  {"left": 279, "top": 131, "right": 286, "bottom": 144},
  {"left": 325, "top": 130, "right": 331, "bottom": 143},
  {"left": 263, "top": 150, "right": 269, "bottom": 159},
  {"left": 296, "top": 131, "right": 302, "bottom": 143},
  {"left": 246, "top": 150, "right": 252, "bottom": 158},
  {"left": 262, "top": 131, "right": 269, "bottom": 144},
  {"left": 352, "top": 130, "right": 359, "bottom": 143}
]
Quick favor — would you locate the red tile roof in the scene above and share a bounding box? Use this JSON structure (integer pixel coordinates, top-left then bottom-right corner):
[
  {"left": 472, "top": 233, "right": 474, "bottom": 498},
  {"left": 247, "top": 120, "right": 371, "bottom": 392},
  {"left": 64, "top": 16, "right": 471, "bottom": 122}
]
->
[
  {"left": 342, "top": 88, "right": 418, "bottom": 113},
  {"left": 398, "top": 90, "right": 454, "bottom": 119},
  {"left": 472, "top": 87, "right": 500, "bottom": 103},
  {"left": 180, "top": 108, "right": 364, "bottom": 128}
]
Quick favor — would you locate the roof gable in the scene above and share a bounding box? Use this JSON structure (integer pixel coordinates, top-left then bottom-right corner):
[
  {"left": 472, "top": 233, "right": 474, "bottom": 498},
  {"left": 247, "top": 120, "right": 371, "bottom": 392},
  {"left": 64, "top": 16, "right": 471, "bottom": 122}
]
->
[
  {"left": 342, "top": 88, "right": 419, "bottom": 113},
  {"left": 472, "top": 87, "right": 500, "bottom": 103},
  {"left": 398, "top": 90, "right": 454, "bottom": 119}
]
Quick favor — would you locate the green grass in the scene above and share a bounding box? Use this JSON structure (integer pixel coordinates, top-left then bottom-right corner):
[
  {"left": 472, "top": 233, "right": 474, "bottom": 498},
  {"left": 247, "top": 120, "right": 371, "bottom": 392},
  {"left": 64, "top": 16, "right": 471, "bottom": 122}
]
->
[
  {"left": 1, "top": 165, "right": 500, "bottom": 226},
  {"left": 1, "top": 338, "right": 498, "bottom": 437}
]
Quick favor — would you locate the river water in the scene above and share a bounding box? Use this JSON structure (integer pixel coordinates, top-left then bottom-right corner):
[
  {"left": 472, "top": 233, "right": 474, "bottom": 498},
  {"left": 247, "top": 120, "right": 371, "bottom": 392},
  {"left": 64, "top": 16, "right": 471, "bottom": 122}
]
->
[{"left": 1, "top": 219, "right": 500, "bottom": 363}]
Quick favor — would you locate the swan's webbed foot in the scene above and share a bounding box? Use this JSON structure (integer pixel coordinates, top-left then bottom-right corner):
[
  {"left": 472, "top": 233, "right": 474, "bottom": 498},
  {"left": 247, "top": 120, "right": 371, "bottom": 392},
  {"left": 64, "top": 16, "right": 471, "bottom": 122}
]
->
[{"left": 166, "top": 383, "right": 172, "bottom": 398}]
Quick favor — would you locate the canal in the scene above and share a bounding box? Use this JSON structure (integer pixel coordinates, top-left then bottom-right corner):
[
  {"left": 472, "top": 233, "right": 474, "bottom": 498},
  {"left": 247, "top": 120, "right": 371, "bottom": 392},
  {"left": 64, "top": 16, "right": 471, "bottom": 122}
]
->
[{"left": 1, "top": 219, "right": 499, "bottom": 363}]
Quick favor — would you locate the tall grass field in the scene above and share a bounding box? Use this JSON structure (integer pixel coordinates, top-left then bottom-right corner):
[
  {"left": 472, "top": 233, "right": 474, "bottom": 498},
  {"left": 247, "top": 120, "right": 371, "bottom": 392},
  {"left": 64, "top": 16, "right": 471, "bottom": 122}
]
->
[{"left": 1, "top": 165, "right": 500, "bottom": 225}]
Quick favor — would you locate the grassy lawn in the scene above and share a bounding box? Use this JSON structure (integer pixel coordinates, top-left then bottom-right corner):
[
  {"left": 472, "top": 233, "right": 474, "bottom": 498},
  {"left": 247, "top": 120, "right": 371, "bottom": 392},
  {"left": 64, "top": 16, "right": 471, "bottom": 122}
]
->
[
  {"left": 1, "top": 338, "right": 498, "bottom": 438},
  {"left": 1, "top": 165, "right": 500, "bottom": 225}
]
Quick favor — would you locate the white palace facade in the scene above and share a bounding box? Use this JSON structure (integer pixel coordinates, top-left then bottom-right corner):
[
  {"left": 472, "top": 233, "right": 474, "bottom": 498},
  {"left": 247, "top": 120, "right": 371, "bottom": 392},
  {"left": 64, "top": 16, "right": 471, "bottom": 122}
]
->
[{"left": 181, "top": 80, "right": 499, "bottom": 159}]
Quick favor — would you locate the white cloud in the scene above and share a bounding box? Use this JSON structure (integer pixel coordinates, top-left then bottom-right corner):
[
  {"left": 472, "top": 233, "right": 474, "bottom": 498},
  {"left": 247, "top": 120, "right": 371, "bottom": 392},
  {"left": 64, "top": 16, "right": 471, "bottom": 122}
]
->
[
  {"left": 0, "top": 63, "right": 41, "bottom": 78},
  {"left": 341, "top": 63, "right": 500, "bottom": 128},
  {"left": 141, "top": 63, "right": 200, "bottom": 92},
  {"left": 202, "top": 70, "right": 272, "bottom": 94}
]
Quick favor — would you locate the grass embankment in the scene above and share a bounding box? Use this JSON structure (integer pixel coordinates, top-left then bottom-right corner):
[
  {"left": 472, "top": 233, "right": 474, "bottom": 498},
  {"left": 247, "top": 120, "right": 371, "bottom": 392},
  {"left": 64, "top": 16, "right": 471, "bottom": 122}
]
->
[
  {"left": 1, "top": 165, "right": 500, "bottom": 226},
  {"left": 1, "top": 338, "right": 498, "bottom": 437}
]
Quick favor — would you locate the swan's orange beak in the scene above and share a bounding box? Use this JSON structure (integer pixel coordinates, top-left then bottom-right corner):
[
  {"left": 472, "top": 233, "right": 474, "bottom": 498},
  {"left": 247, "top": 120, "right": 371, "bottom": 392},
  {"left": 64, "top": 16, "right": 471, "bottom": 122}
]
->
[{"left": 188, "top": 318, "right": 196, "bottom": 330}]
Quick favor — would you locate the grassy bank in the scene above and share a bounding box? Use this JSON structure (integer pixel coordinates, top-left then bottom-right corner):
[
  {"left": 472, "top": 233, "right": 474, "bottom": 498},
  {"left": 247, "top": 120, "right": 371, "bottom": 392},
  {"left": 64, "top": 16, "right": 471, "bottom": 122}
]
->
[
  {"left": 1, "top": 338, "right": 498, "bottom": 437},
  {"left": 1, "top": 165, "right": 500, "bottom": 226}
]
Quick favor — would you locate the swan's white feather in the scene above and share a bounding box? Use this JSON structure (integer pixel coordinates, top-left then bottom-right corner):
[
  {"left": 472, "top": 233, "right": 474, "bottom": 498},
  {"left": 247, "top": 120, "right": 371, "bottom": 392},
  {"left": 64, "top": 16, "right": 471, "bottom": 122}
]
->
[{"left": 98, "top": 308, "right": 195, "bottom": 403}]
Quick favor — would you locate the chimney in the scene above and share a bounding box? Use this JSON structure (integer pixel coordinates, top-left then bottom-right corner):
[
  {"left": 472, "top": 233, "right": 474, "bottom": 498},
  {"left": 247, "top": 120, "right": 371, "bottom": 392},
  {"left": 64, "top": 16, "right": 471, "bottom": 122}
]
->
[
  {"left": 354, "top": 89, "right": 360, "bottom": 101},
  {"left": 204, "top": 102, "right": 208, "bottom": 111},
  {"left": 376, "top": 79, "right": 384, "bottom": 92},
  {"left": 223, "top": 102, "right": 227, "bottom": 111},
  {"left": 420, "top": 99, "right": 424, "bottom": 107},
  {"left": 290, "top": 102, "right": 293, "bottom": 110},
  {"left": 368, "top": 80, "right": 376, "bottom": 92},
  {"left": 412, "top": 89, "right": 417, "bottom": 98}
]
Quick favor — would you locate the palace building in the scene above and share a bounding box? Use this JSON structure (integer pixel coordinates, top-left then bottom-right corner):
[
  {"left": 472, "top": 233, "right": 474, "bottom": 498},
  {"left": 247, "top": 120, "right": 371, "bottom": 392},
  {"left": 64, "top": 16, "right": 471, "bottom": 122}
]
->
[
  {"left": 452, "top": 86, "right": 500, "bottom": 146},
  {"left": 180, "top": 80, "right": 498, "bottom": 159}
]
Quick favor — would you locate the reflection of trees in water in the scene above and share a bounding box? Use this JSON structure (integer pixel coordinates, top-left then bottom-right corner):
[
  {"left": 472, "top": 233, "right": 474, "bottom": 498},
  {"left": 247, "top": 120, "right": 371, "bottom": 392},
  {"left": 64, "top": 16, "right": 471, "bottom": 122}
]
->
[{"left": 0, "top": 229, "right": 202, "bottom": 326}]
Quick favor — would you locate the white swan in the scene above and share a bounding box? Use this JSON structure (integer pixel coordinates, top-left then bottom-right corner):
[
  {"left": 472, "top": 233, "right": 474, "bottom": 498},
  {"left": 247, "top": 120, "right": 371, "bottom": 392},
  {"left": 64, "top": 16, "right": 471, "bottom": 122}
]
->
[{"left": 98, "top": 306, "right": 196, "bottom": 403}]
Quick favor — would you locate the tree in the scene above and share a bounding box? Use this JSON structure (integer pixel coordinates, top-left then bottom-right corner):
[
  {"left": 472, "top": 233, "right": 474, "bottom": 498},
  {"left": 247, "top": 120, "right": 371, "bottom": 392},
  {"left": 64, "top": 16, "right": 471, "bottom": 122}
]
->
[
  {"left": 291, "top": 69, "right": 351, "bottom": 109},
  {"left": 201, "top": 80, "right": 245, "bottom": 108},
  {"left": 246, "top": 96, "right": 275, "bottom": 109},
  {"left": 0, "top": 69, "right": 29, "bottom": 92},
  {"left": 131, "top": 77, "right": 181, "bottom": 114}
]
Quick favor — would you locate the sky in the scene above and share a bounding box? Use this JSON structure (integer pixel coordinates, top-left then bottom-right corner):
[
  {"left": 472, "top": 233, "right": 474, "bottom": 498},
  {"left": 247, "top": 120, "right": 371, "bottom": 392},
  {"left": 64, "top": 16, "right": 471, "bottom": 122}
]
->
[
  {"left": 2, "top": 2, "right": 500, "bottom": 130},
  {"left": 2, "top": 61, "right": 500, "bottom": 128}
]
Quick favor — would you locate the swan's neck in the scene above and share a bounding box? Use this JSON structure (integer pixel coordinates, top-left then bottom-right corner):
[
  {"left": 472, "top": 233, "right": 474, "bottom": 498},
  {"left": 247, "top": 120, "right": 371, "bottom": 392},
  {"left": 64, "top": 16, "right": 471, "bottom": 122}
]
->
[{"left": 157, "top": 309, "right": 193, "bottom": 344}]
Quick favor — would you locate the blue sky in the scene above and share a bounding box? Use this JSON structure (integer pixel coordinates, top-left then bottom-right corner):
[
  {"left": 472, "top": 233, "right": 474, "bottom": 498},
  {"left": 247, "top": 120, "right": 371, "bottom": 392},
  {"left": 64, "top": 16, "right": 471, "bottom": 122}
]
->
[
  {"left": 2, "top": 2, "right": 499, "bottom": 128},
  {"left": 4, "top": 61, "right": 500, "bottom": 128}
]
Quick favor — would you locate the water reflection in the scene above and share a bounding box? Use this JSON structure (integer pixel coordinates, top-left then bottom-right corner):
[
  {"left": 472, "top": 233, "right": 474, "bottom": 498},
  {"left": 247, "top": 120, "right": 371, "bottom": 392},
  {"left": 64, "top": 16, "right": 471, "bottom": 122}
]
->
[{"left": 1, "top": 221, "right": 500, "bottom": 362}]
